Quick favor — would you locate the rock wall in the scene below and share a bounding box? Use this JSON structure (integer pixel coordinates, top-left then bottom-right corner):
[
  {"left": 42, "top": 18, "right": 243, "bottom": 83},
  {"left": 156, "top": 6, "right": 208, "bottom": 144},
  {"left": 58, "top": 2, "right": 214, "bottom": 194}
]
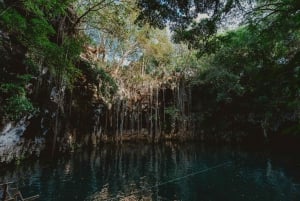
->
[{"left": 0, "top": 118, "right": 45, "bottom": 163}]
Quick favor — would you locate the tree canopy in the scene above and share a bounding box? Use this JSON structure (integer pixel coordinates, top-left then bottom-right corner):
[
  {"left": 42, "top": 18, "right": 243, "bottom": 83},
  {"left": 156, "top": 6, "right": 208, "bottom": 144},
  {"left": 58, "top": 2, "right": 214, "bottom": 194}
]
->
[{"left": 1, "top": 0, "right": 300, "bottom": 140}]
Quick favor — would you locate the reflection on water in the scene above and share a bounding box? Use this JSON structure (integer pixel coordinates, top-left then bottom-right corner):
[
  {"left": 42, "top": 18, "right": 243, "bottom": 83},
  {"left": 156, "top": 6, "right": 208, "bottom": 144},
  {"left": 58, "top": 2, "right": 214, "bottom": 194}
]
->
[{"left": 1, "top": 143, "right": 300, "bottom": 201}]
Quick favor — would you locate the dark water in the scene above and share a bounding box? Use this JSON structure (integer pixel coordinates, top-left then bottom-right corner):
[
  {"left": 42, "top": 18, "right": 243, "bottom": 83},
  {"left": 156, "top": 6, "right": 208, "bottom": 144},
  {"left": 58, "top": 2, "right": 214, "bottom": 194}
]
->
[{"left": 1, "top": 143, "right": 300, "bottom": 201}]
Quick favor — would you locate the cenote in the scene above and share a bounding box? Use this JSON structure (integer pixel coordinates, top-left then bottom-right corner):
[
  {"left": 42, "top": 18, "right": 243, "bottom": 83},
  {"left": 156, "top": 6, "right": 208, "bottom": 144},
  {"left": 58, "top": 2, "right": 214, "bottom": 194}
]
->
[{"left": 1, "top": 143, "right": 300, "bottom": 201}]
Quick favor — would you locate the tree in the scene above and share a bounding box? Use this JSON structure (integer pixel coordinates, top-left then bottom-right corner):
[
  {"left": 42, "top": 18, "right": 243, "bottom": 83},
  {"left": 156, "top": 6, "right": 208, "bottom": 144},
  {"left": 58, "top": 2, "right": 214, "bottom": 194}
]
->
[
  {"left": 134, "top": 0, "right": 300, "bottom": 138},
  {"left": 191, "top": 22, "right": 300, "bottom": 138},
  {"left": 136, "top": 0, "right": 251, "bottom": 51}
]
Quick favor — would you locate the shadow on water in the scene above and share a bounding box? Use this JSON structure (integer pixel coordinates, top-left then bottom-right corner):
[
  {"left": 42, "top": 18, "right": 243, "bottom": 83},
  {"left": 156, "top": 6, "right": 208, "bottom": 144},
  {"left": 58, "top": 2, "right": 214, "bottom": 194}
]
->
[{"left": 1, "top": 142, "right": 300, "bottom": 201}]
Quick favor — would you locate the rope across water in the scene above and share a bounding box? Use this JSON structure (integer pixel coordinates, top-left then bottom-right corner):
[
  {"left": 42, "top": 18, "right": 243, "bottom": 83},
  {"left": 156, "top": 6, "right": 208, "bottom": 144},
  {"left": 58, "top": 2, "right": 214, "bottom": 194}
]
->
[{"left": 106, "top": 161, "right": 232, "bottom": 201}]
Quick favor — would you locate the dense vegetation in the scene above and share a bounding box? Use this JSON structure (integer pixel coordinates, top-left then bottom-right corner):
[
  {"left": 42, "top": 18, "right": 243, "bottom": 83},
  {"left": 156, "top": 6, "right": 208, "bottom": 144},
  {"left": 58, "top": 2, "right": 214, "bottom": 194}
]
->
[
  {"left": 137, "top": 0, "right": 300, "bottom": 141},
  {"left": 0, "top": 0, "right": 300, "bottom": 155}
]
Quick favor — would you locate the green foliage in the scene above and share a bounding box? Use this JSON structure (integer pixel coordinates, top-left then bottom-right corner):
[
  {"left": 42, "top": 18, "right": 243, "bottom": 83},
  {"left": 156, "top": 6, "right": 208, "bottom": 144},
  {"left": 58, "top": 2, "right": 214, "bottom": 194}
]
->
[
  {"left": 97, "top": 68, "right": 118, "bottom": 96},
  {"left": 3, "top": 95, "right": 35, "bottom": 120},
  {"left": 0, "top": 81, "right": 35, "bottom": 120},
  {"left": 0, "top": 9, "right": 27, "bottom": 33},
  {"left": 44, "top": 37, "right": 84, "bottom": 87},
  {"left": 25, "top": 18, "right": 55, "bottom": 48},
  {"left": 165, "top": 106, "right": 179, "bottom": 118},
  {"left": 0, "top": 0, "right": 299, "bottom": 142},
  {"left": 23, "top": 0, "right": 73, "bottom": 18},
  {"left": 193, "top": 21, "right": 300, "bottom": 136},
  {"left": 0, "top": 0, "right": 84, "bottom": 120},
  {"left": 0, "top": 83, "right": 25, "bottom": 96},
  {"left": 80, "top": 61, "right": 118, "bottom": 98}
]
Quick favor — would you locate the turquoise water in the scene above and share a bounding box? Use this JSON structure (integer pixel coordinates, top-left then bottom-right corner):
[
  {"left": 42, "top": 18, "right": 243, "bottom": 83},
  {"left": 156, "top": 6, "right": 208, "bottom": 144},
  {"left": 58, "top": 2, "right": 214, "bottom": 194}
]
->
[{"left": 1, "top": 143, "right": 300, "bottom": 201}]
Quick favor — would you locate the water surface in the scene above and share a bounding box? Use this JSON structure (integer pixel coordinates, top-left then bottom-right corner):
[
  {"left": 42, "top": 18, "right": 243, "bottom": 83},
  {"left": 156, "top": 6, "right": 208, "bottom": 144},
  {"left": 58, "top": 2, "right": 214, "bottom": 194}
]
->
[{"left": 1, "top": 143, "right": 300, "bottom": 201}]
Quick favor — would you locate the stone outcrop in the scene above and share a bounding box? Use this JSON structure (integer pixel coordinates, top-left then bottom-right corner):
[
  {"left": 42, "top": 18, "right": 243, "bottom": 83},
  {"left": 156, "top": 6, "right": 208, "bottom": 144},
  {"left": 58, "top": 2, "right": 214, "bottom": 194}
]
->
[{"left": 0, "top": 118, "right": 45, "bottom": 163}]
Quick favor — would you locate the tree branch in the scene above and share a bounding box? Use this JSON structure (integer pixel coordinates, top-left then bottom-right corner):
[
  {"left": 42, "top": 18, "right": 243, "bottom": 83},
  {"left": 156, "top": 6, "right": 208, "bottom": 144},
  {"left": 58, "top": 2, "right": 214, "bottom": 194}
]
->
[{"left": 73, "top": 0, "right": 114, "bottom": 28}]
